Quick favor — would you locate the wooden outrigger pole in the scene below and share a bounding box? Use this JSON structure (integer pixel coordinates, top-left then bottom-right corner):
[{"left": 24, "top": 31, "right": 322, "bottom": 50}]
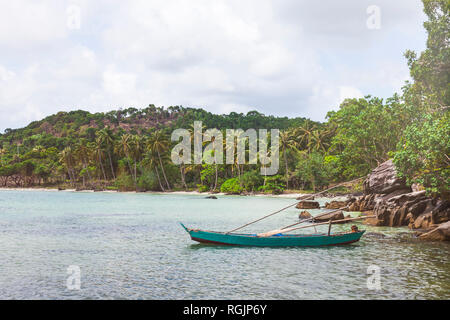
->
[
  {"left": 226, "top": 176, "right": 364, "bottom": 234},
  {"left": 258, "top": 207, "right": 349, "bottom": 237},
  {"left": 257, "top": 215, "right": 376, "bottom": 237}
]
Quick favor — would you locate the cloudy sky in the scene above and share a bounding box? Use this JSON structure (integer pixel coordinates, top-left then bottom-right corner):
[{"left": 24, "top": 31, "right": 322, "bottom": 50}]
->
[{"left": 0, "top": 0, "right": 427, "bottom": 132}]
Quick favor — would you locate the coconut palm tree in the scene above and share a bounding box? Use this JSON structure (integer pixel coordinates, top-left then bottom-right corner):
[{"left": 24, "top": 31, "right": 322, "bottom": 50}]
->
[
  {"left": 96, "top": 128, "right": 116, "bottom": 180},
  {"left": 223, "top": 130, "right": 247, "bottom": 184},
  {"left": 309, "top": 129, "right": 329, "bottom": 152},
  {"left": 0, "top": 147, "right": 7, "bottom": 166},
  {"left": 94, "top": 137, "right": 108, "bottom": 181},
  {"left": 143, "top": 150, "right": 165, "bottom": 191},
  {"left": 279, "top": 130, "right": 297, "bottom": 189},
  {"left": 129, "top": 135, "right": 141, "bottom": 183},
  {"left": 187, "top": 123, "right": 206, "bottom": 185},
  {"left": 59, "top": 147, "right": 76, "bottom": 186},
  {"left": 117, "top": 133, "right": 136, "bottom": 184},
  {"left": 295, "top": 120, "right": 317, "bottom": 153},
  {"left": 75, "top": 139, "right": 93, "bottom": 187},
  {"left": 147, "top": 130, "right": 171, "bottom": 190}
]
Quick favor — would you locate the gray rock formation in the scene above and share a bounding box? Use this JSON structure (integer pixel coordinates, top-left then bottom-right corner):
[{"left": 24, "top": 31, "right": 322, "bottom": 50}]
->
[
  {"left": 419, "top": 221, "right": 450, "bottom": 241},
  {"left": 343, "top": 160, "right": 449, "bottom": 240},
  {"left": 363, "top": 159, "right": 411, "bottom": 194}
]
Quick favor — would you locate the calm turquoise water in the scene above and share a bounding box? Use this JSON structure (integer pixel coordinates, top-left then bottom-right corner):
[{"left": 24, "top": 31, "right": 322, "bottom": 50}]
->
[{"left": 0, "top": 190, "right": 448, "bottom": 299}]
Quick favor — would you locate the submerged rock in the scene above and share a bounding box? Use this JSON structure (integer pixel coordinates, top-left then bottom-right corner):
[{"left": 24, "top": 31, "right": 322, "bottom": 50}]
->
[
  {"left": 205, "top": 195, "right": 218, "bottom": 199},
  {"left": 298, "top": 211, "right": 312, "bottom": 219},
  {"left": 313, "top": 210, "right": 345, "bottom": 223},
  {"left": 419, "top": 221, "right": 450, "bottom": 241},
  {"left": 364, "top": 232, "right": 387, "bottom": 239},
  {"left": 296, "top": 201, "right": 320, "bottom": 209}
]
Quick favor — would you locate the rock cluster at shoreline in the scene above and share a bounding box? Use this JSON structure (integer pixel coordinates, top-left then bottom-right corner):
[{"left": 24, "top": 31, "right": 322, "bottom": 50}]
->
[{"left": 344, "top": 160, "right": 450, "bottom": 241}]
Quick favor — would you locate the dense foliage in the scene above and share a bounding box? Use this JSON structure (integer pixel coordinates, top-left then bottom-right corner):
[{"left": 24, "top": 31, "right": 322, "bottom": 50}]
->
[{"left": 394, "top": 0, "right": 450, "bottom": 198}]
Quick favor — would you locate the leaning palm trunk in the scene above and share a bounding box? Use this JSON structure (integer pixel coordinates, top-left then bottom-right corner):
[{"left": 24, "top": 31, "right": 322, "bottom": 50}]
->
[
  {"left": 125, "top": 155, "right": 136, "bottom": 185},
  {"left": 284, "top": 151, "right": 289, "bottom": 189},
  {"left": 98, "top": 153, "right": 107, "bottom": 181},
  {"left": 83, "top": 161, "right": 92, "bottom": 187},
  {"left": 213, "top": 164, "right": 218, "bottom": 191},
  {"left": 155, "top": 167, "right": 165, "bottom": 191},
  {"left": 107, "top": 151, "right": 116, "bottom": 180},
  {"left": 67, "top": 166, "right": 74, "bottom": 186},
  {"left": 157, "top": 150, "right": 171, "bottom": 190},
  {"left": 180, "top": 164, "right": 188, "bottom": 190}
]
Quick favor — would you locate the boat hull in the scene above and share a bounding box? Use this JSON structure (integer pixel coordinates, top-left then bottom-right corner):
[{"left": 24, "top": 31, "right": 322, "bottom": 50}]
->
[{"left": 181, "top": 224, "right": 365, "bottom": 247}]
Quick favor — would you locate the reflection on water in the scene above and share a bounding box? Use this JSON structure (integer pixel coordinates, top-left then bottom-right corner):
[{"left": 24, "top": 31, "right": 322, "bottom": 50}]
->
[{"left": 0, "top": 190, "right": 448, "bottom": 299}]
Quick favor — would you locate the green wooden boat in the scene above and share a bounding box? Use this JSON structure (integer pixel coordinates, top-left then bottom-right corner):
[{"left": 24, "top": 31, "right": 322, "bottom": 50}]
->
[{"left": 180, "top": 223, "right": 365, "bottom": 247}]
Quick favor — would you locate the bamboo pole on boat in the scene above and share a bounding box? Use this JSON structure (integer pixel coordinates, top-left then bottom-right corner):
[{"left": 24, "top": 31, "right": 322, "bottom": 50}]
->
[
  {"left": 278, "top": 206, "right": 349, "bottom": 231},
  {"left": 226, "top": 177, "right": 364, "bottom": 234},
  {"left": 256, "top": 205, "right": 350, "bottom": 237},
  {"left": 257, "top": 215, "right": 376, "bottom": 237}
]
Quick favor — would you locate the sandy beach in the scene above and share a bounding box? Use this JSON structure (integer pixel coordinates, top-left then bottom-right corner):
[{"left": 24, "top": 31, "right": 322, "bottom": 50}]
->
[{"left": 0, "top": 187, "right": 316, "bottom": 199}]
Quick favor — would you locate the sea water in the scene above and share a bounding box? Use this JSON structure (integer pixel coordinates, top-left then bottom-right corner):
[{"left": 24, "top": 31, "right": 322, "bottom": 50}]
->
[{"left": 0, "top": 190, "right": 448, "bottom": 299}]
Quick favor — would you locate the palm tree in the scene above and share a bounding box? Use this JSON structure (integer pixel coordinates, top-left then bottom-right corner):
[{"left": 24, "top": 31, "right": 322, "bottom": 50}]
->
[
  {"left": 188, "top": 123, "right": 206, "bottom": 185},
  {"left": 96, "top": 128, "right": 116, "bottom": 180},
  {"left": 179, "top": 162, "right": 188, "bottom": 190},
  {"left": 75, "top": 139, "right": 93, "bottom": 187},
  {"left": 147, "top": 130, "right": 171, "bottom": 190},
  {"left": 0, "top": 147, "right": 6, "bottom": 166},
  {"left": 117, "top": 134, "right": 136, "bottom": 184},
  {"left": 309, "top": 129, "right": 329, "bottom": 152},
  {"left": 279, "top": 130, "right": 297, "bottom": 189},
  {"left": 295, "top": 120, "right": 317, "bottom": 153},
  {"left": 94, "top": 137, "right": 108, "bottom": 181},
  {"left": 224, "top": 130, "right": 246, "bottom": 184},
  {"left": 143, "top": 150, "right": 165, "bottom": 191},
  {"left": 59, "top": 147, "right": 76, "bottom": 186}
]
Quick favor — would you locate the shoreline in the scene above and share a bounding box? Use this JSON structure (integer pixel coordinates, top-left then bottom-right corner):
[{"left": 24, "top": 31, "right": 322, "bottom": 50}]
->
[{"left": 0, "top": 187, "right": 342, "bottom": 199}]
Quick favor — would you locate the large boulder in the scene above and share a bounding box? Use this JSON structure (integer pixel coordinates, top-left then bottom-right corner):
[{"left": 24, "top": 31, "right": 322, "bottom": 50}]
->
[
  {"left": 363, "top": 159, "right": 411, "bottom": 195},
  {"left": 431, "top": 200, "right": 450, "bottom": 224},
  {"left": 324, "top": 200, "right": 347, "bottom": 209},
  {"left": 296, "top": 201, "right": 320, "bottom": 209},
  {"left": 298, "top": 211, "right": 312, "bottom": 219},
  {"left": 313, "top": 210, "right": 345, "bottom": 223},
  {"left": 418, "top": 221, "right": 450, "bottom": 241}
]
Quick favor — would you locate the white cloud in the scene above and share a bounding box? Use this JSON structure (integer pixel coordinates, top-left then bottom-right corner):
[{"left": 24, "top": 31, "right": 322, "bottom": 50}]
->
[
  {"left": 339, "top": 86, "right": 364, "bottom": 103},
  {"left": 0, "top": 0, "right": 427, "bottom": 132}
]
